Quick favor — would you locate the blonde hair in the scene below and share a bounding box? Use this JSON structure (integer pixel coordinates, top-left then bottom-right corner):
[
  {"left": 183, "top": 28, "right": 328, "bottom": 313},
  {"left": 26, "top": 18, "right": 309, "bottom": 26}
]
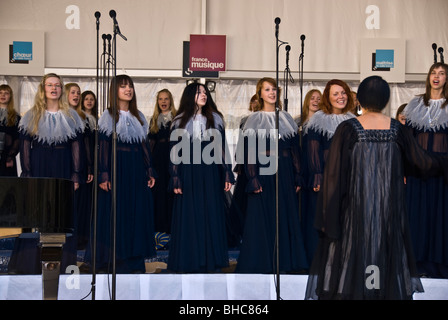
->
[
  {"left": 149, "top": 89, "right": 177, "bottom": 134},
  {"left": 0, "top": 84, "right": 19, "bottom": 126},
  {"left": 65, "top": 83, "right": 86, "bottom": 120},
  {"left": 27, "top": 73, "right": 72, "bottom": 135}
]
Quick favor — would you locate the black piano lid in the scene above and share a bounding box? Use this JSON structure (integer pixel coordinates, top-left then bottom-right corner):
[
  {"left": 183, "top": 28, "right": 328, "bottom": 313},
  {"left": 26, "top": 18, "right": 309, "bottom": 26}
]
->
[{"left": 0, "top": 177, "right": 74, "bottom": 233}]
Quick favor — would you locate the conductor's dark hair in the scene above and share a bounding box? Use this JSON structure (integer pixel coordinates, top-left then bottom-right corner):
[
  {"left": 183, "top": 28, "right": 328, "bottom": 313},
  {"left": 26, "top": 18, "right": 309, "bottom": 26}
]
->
[{"left": 357, "top": 76, "right": 390, "bottom": 111}]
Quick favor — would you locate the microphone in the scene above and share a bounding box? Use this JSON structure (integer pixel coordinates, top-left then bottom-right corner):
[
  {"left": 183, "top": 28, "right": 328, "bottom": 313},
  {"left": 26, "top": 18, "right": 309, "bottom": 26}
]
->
[
  {"left": 275, "top": 17, "right": 280, "bottom": 37},
  {"left": 109, "top": 9, "right": 127, "bottom": 41},
  {"left": 102, "top": 34, "right": 107, "bottom": 54},
  {"left": 439, "top": 47, "right": 444, "bottom": 64},
  {"left": 285, "top": 45, "right": 291, "bottom": 64},
  {"left": 300, "top": 35, "right": 305, "bottom": 49},
  {"left": 300, "top": 34, "right": 305, "bottom": 60},
  {"left": 433, "top": 43, "right": 438, "bottom": 64},
  {"left": 106, "top": 34, "right": 112, "bottom": 55},
  {"left": 95, "top": 11, "right": 101, "bottom": 30}
]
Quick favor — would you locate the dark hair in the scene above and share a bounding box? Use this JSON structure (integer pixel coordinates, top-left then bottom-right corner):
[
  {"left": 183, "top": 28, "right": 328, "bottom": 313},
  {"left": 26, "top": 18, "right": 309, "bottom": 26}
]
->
[
  {"left": 357, "top": 76, "right": 390, "bottom": 111},
  {"left": 175, "top": 82, "right": 222, "bottom": 129},
  {"left": 395, "top": 103, "right": 407, "bottom": 119},
  {"left": 81, "top": 90, "right": 98, "bottom": 120},
  {"left": 421, "top": 62, "right": 448, "bottom": 108},
  {"left": 108, "top": 74, "right": 143, "bottom": 125}
]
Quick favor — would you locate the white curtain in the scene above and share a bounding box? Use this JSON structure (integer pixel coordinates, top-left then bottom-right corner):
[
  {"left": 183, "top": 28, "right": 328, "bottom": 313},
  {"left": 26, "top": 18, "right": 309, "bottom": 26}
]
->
[{"left": 0, "top": 75, "right": 425, "bottom": 128}]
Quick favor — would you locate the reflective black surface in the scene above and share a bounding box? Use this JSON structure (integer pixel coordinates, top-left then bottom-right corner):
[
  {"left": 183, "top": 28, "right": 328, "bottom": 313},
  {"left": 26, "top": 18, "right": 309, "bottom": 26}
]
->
[{"left": 0, "top": 177, "right": 73, "bottom": 233}]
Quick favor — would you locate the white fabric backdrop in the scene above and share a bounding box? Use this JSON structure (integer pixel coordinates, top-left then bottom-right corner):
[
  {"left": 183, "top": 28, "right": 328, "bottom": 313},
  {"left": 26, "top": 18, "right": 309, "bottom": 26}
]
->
[{"left": 0, "top": 75, "right": 425, "bottom": 129}]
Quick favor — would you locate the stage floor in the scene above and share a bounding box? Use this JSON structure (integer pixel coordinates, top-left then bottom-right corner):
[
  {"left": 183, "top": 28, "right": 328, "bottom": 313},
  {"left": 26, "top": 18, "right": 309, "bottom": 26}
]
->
[{"left": 0, "top": 273, "right": 447, "bottom": 300}]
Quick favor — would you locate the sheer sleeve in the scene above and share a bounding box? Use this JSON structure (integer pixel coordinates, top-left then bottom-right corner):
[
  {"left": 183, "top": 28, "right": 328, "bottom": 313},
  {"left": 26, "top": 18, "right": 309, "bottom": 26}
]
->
[
  {"left": 306, "top": 128, "right": 324, "bottom": 188},
  {"left": 19, "top": 132, "right": 32, "bottom": 178},
  {"left": 70, "top": 132, "right": 83, "bottom": 184},
  {"left": 6, "top": 120, "right": 20, "bottom": 163},
  {"left": 290, "top": 134, "right": 303, "bottom": 187},
  {"left": 244, "top": 135, "right": 263, "bottom": 193},
  {"left": 147, "top": 132, "right": 156, "bottom": 154},
  {"left": 98, "top": 131, "right": 111, "bottom": 184},
  {"left": 399, "top": 124, "right": 448, "bottom": 181},
  {"left": 314, "top": 122, "right": 354, "bottom": 240},
  {"left": 83, "top": 130, "right": 93, "bottom": 176},
  {"left": 168, "top": 126, "right": 183, "bottom": 191},
  {"left": 218, "top": 126, "right": 235, "bottom": 185},
  {"left": 142, "top": 136, "right": 157, "bottom": 180}
]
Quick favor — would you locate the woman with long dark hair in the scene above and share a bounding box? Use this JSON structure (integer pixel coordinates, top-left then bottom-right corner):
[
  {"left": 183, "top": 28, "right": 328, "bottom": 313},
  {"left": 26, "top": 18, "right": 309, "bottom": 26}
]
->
[
  {"left": 85, "top": 74, "right": 156, "bottom": 274},
  {"left": 167, "top": 82, "right": 234, "bottom": 273}
]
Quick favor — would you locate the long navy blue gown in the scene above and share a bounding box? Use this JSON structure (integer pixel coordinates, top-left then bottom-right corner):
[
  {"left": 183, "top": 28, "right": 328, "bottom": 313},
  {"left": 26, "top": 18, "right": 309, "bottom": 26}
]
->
[
  {"left": 148, "top": 114, "right": 174, "bottom": 235},
  {"left": 8, "top": 108, "right": 84, "bottom": 274},
  {"left": 0, "top": 108, "right": 21, "bottom": 177},
  {"left": 403, "top": 97, "right": 448, "bottom": 278},
  {"left": 300, "top": 110, "right": 355, "bottom": 265},
  {"left": 235, "top": 111, "right": 308, "bottom": 274},
  {"left": 85, "top": 109, "right": 156, "bottom": 274},
  {"left": 75, "top": 113, "right": 95, "bottom": 249},
  {"left": 167, "top": 112, "right": 234, "bottom": 273}
]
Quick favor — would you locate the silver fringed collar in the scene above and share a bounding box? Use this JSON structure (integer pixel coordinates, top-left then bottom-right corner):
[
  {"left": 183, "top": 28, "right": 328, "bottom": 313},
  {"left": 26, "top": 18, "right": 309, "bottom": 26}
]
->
[
  {"left": 171, "top": 112, "right": 224, "bottom": 140},
  {"left": 157, "top": 112, "right": 173, "bottom": 129},
  {"left": 403, "top": 97, "right": 448, "bottom": 132},
  {"left": 303, "top": 110, "right": 355, "bottom": 139},
  {"left": 19, "top": 108, "right": 85, "bottom": 144},
  {"left": 242, "top": 110, "right": 298, "bottom": 140},
  {"left": 98, "top": 110, "right": 148, "bottom": 143}
]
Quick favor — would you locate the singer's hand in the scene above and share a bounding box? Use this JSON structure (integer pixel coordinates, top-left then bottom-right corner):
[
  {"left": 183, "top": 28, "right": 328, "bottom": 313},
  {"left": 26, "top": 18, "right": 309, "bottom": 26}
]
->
[
  {"left": 224, "top": 182, "right": 232, "bottom": 192},
  {"left": 99, "top": 181, "right": 111, "bottom": 191},
  {"left": 313, "top": 185, "right": 320, "bottom": 192}
]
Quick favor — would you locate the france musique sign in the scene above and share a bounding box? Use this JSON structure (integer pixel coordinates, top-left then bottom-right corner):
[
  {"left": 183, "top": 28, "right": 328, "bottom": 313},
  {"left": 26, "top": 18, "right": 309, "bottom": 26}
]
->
[{"left": 189, "top": 34, "right": 226, "bottom": 72}]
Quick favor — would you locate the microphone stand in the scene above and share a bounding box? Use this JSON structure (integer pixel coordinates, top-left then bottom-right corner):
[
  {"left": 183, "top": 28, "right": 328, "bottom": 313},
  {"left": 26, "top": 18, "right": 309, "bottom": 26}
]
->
[
  {"left": 274, "top": 17, "right": 288, "bottom": 301},
  {"left": 298, "top": 34, "right": 305, "bottom": 240},
  {"left": 299, "top": 35, "right": 305, "bottom": 138},
  {"left": 91, "top": 10, "right": 101, "bottom": 301},
  {"left": 109, "top": 9, "right": 126, "bottom": 301},
  {"left": 439, "top": 47, "right": 445, "bottom": 64}
]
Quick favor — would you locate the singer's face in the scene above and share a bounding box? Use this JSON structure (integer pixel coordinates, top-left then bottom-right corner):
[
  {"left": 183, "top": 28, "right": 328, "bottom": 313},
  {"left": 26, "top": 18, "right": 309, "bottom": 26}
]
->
[
  {"left": 195, "top": 85, "right": 207, "bottom": 108},
  {"left": 83, "top": 94, "right": 96, "bottom": 112},
  {"left": 158, "top": 92, "right": 171, "bottom": 114},
  {"left": 0, "top": 89, "right": 11, "bottom": 105},
  {"left": 44, "top": 77, "right": 62, "bottom": 101},
  {"left": 309, "top": 92, "right": 321, "bottom": 113},
  {"left": 260, "top": 81, "right": 277, "bottom": 109},
  {"left": 329, "top": 85, "right": 347, "bottom": 114},
  {"left": 67, "top": 86, "right": 81, "bottom": 108},
  {"left": 430, "top": 66, "right": 447, "bottom": 90},
  {"left": 118, "top": 83, "right": 134, "bottom": 103}
]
